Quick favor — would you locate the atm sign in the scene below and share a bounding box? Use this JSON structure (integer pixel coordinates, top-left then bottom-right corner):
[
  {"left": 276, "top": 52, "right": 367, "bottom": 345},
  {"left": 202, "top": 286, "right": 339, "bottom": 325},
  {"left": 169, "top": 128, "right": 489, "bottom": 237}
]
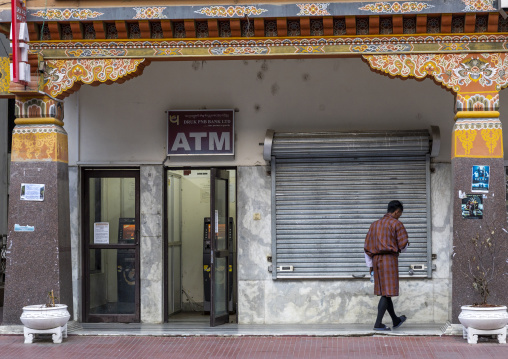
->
[{"left": 167, "top": 110, "right": 235, "bottom": 156}]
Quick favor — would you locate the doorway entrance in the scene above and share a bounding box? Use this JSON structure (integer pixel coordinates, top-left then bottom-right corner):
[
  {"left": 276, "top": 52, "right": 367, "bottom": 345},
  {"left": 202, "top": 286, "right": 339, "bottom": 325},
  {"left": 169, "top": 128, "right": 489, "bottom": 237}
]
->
[
  {"left": 82, "top": 169, "right": 140, "bottom": 323},
  {"left": 165, "top": 168, "right": 236, "bottom": 326}
]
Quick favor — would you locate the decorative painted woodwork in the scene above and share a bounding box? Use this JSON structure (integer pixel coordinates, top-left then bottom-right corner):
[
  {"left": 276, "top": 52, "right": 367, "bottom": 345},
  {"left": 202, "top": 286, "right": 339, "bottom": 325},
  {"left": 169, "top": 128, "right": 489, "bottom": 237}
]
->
[
  {"left": 0, "top": 57, "right": 10, "bottom": 96},
  {"left": 452, "top": 117, "right": 503, "bottom": 158},
  {"left": 43, "top": 58, "right": 149, "bottom": 98},
  {"left": 11, "top": 124, "right": 68, "bottom": 163},
  {"left": 15, "top": 95, "right": 64, "bottom": 121},
  {"left": 363, "top": 53, "right": 508, "bottom": 93},
  {"left": 27, "top": 33, "right": 508, "bottom": 61},
  {"left": 363, "top": 53, "right": 505, "bottom": 159},
  {"left": 10, "top": 94, "right": 68, "bottom": 163},
  {"left": 31, "top": 9, "right": 104, "bottom": 21}
]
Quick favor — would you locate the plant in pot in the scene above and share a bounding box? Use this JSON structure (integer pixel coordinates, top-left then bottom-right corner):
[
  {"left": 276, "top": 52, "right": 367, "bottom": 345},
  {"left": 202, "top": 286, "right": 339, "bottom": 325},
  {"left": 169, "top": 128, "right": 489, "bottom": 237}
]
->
[
  {"left": 20, "top": 290, "right": 70, "bottom": 344},
  {"left": 453, "top": 221, "right": 508, "bottom": 344}
]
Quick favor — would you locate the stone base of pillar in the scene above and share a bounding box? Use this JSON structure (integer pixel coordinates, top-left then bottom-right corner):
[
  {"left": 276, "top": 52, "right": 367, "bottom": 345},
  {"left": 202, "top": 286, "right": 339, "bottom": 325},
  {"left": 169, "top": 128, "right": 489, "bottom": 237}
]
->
[{"left": 452, "top": 157, "right": 508, "bottom": 322}]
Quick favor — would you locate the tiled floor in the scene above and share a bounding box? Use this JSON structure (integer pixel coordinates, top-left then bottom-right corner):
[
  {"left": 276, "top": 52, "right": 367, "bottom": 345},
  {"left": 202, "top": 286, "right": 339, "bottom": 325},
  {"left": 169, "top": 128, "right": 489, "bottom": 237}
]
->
[{"left": 0, "top": 335, "right": 507, "bottom": 359}]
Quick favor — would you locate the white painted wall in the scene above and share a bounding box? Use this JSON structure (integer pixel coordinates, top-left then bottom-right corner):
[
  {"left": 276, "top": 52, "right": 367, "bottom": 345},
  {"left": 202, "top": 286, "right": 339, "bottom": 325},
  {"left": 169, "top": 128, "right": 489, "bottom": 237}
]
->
[{"left": 61, "top": 57, "right": 496, "bottom": 166}]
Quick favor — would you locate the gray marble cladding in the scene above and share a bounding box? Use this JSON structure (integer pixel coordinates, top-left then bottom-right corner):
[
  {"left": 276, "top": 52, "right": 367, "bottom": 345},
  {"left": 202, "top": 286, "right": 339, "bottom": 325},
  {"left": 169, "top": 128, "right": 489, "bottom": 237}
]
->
[
  {"left": 237, "top": 166, "right": 272, "bottom": 282},
  {"left": 69, "top": 166, "right": 81, "bottom": 322},
  {"left": 140, "top": 165, "right": 164, "bottom": 323},
  {"left": 236, "top": 164, "right": 453, "bottom": 324}
]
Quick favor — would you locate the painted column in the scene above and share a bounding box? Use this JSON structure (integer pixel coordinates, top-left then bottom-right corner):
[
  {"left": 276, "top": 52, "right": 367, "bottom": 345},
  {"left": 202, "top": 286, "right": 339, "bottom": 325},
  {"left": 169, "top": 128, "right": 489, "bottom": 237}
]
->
[
  {"left": 2, "top": 94, "right": 73, "bottom": 324},
  {"left": 452, "top": 84, "right": 506, "bottom": 322}
]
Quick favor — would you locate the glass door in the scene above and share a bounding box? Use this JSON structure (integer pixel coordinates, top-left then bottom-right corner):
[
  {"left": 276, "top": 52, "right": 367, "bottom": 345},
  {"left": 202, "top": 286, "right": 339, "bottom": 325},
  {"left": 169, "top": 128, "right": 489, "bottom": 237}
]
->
[
  {"left": 82, "top": 169, "right": 140, "bottom": 323},
  {"left": 166, "top": 172, "right": 182, "bottom": 317},
  {"left": 210, "top": 169, "right": 229, "bottom": 326}
]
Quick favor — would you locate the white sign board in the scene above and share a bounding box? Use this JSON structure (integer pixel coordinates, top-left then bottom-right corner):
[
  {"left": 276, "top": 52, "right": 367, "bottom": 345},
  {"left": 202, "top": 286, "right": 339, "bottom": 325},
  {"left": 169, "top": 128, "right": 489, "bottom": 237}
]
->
[
  {"left": 94, "top": 222, "right": 110, "bottom": 244},
  {"left": 20, "top": 183, "right": 45, "bottom": 201}
]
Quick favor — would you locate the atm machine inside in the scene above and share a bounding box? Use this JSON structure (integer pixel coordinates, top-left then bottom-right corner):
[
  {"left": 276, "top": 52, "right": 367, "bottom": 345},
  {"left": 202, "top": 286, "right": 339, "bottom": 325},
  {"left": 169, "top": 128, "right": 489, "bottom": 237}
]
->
[{"left": 203, "top": 217, "right": 234, "bottom": 313}]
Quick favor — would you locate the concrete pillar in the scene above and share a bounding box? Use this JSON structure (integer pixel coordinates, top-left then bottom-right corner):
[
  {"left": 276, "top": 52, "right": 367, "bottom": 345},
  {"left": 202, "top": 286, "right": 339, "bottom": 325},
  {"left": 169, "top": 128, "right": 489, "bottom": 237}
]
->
[{"left": 2, "top": 94, "right": 73, "bottom": 324}]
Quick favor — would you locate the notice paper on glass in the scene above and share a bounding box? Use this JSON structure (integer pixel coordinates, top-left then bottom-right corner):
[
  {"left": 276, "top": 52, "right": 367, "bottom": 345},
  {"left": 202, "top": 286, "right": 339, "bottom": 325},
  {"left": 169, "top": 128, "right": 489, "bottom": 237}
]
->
[
  {"left": 20, "top": 183, "right": 45, "bottom": 201},
  {"left": 94, "top": 222, "right": 110, "bottom": 244}
]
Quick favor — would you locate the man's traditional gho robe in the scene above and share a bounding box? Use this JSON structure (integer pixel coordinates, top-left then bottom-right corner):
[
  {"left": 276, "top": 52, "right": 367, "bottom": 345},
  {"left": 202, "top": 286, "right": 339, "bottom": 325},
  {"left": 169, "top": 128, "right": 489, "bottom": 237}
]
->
[{"left": 364, "top": 213, "right": 409, "bottom": 297}]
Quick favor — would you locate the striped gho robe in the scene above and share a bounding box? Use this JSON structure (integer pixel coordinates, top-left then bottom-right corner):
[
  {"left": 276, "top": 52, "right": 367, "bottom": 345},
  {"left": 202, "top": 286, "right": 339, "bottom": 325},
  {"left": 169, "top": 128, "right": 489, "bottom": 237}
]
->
[{"left": 364, "top": 213, "right": 409, "bottom": 297}]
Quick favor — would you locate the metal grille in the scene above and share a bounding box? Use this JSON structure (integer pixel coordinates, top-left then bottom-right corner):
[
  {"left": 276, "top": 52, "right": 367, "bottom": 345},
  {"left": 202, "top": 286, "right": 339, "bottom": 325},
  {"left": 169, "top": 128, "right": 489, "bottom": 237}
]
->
[{"left": 269, "top": 131, "right": 432, "bottom": 279}]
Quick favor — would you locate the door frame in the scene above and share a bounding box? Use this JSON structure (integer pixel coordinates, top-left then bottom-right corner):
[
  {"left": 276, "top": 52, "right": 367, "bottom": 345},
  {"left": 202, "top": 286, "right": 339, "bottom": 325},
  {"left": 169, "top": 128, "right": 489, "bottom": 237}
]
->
[
  {"left": 210, "top": 168, "right": 230, "bottom": 326},
  {"left": 163, "top": 167, "right": 238, "bottom": 324},
  {"left": 81, "top": 168, "right": 141, "bottom": 323}
]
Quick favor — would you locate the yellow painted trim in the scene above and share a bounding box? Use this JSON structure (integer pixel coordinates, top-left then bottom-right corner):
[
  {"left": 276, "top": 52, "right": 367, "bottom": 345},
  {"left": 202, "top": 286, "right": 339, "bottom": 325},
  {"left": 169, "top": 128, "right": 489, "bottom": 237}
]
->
[
  {"left": 452, "top": 154, "right": 504, "bottom": 159},
  {"left": 454, "top": 111, "right": 500, "bottom": 120},
  {"left": 457, "top": 91, "right": 501, "bottom": 94},
  {"left": 15, "top": 118, "right": 64, "bottom": 126}
]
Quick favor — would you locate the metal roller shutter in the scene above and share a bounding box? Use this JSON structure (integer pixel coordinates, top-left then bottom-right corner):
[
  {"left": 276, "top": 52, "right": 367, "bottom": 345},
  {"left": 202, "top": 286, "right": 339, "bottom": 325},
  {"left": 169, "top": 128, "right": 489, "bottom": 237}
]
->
[{"left": 266, "top": 130, "right": 433, "bottom": 279}]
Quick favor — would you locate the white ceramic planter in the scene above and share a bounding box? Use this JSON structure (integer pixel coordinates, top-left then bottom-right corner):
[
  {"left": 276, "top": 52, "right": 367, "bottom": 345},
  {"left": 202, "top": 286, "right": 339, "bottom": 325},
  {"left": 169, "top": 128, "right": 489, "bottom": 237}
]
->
[
  {"left": 458, "top": 305, "right": 508, "bottom": 330},
  {"left": 20, "top": 304, "right": 70, "bottom": 330}
]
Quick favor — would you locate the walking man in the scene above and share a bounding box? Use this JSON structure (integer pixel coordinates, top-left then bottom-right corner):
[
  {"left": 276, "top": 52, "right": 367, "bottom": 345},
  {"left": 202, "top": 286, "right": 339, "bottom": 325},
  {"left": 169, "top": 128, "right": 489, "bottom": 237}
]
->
[{"left": 364, "top": 200, "right": 409, "bottom": 331}]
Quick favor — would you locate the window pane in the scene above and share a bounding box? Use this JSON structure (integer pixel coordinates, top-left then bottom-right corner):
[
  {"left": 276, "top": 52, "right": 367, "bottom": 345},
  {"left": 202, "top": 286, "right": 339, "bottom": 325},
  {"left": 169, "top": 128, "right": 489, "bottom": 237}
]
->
[
  {"left": 89, "top": 248, "right": 136, "bottom": 315},
  {"left": 88, "top": 177, "right": 136, "bottom": 245}
]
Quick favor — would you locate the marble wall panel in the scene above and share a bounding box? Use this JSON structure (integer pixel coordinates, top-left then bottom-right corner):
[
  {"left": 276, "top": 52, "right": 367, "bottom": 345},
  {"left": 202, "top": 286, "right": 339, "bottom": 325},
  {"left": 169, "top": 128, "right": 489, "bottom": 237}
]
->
[
  {"left": 236, "top": 164, "right": 453, "bottom": 324},
  {"left": 140, "top": 165, "right": 164, "bottom": 323},
  {"left": 238, "top": 280, "right": 265, "bottom": 324},
  {"left": 68, "top": 166, "right": 81, "bottom": 321},
  {"left": 431, "top": 163, "right": 453, "bottom": 280},
  {"left": 237, "top": 166, "right": 272, "bottom": 281}
]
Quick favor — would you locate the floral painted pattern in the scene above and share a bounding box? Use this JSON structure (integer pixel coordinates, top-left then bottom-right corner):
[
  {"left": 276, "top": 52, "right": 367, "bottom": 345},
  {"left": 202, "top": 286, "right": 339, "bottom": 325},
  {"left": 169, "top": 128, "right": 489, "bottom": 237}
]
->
[
  {"left": 364, "top": 53, "right": 508, "bottom": 92},
  {"left": 31, "top": 9, "right": 103, "bottom": 20},
  {"left": 44, "top": 58, "right": 147, "bottom": 98},
  {"left": 461, "top": 0, "right": 496, "bottom": 12},
  {"left": 194, "top": 6, "right": 267, "bottom": 18},
  {"left": 296, "top": 4, "right": 330, "bottom": 16},
  {"left": 359, "top": 2, "right": 433, "bottom": 13},
  {"left": 209, "top": 47, "right": 270, "bottom": 55},
  {"left": 133, "top": 7, "right": 167, "bottom": 19}
]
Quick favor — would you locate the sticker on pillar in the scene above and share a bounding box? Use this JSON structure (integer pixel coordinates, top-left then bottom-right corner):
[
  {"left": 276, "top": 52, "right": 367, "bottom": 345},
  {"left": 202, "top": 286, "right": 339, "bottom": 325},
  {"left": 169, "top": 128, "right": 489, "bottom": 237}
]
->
[
  {"left": 94, "top": 222, "right": 110, "bottom": 244},
  {"left": 461, "top": 194, "right": 483, "bottom": 219},
  {"left": 471, "top": 165, "right": 489, "bottom": 192},
  {"left": 14, "top": 224, "right": 34, "bottom": 232},
  {"left": 20, "top": 183, "right": 45, "bottom": 201}
]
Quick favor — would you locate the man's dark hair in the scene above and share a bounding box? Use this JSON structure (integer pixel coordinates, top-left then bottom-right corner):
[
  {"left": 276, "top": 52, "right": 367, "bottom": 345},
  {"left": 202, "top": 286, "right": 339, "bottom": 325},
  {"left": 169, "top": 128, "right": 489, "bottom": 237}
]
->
[{"left": 387, "top": 200, "right": 403, "bottom": 213}]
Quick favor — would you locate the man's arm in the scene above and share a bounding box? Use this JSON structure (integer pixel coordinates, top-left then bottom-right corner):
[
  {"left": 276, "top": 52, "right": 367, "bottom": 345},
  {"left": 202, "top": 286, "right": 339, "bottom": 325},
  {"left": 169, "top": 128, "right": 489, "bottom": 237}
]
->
[{"left": 396, "top": 222, "right": 409, "bottom": 252}]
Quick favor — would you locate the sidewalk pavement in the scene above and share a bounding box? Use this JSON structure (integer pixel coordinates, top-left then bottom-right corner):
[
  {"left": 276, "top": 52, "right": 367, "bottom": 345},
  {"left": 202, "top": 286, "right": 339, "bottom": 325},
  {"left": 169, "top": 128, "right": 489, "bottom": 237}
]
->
[
  {"left": 0, "top": 322, "right": 506, "bottom": 358},
  {"left": 0, "top": 332, "right": 507, "bottom": 359}
]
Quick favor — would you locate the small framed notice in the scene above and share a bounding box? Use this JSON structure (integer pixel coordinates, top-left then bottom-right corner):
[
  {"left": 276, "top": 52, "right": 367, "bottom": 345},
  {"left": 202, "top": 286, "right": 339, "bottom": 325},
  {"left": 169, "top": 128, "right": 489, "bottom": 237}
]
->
[
  {"left": 20, "top": 183, "right": 45, "bottom": 201},
  {"left": 94, "top": 222, "right": 110, "bottom": 244}
]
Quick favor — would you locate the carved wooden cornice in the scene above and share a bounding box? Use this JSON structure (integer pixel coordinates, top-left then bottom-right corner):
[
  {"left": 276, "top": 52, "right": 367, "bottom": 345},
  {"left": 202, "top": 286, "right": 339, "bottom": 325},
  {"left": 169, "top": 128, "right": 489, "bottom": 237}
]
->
[{"left": 18, "top": 12, "right": 504, "bottom": 42}]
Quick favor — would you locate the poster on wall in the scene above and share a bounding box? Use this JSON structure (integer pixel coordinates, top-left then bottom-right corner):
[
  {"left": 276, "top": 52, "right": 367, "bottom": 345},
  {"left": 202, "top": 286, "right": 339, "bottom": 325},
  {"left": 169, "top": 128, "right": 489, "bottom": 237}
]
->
[
  {"left": 20, "top": 183, "right": 45, "bottom": 201},
  {"left": 94, "top": 222, "right": 110, "bottom": 244},
  {"left": 471, "top": 165, "right": 490, "bottom": 192},
  {"left": 461, "top": 194, "right": 483, "bottom": 219}
]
